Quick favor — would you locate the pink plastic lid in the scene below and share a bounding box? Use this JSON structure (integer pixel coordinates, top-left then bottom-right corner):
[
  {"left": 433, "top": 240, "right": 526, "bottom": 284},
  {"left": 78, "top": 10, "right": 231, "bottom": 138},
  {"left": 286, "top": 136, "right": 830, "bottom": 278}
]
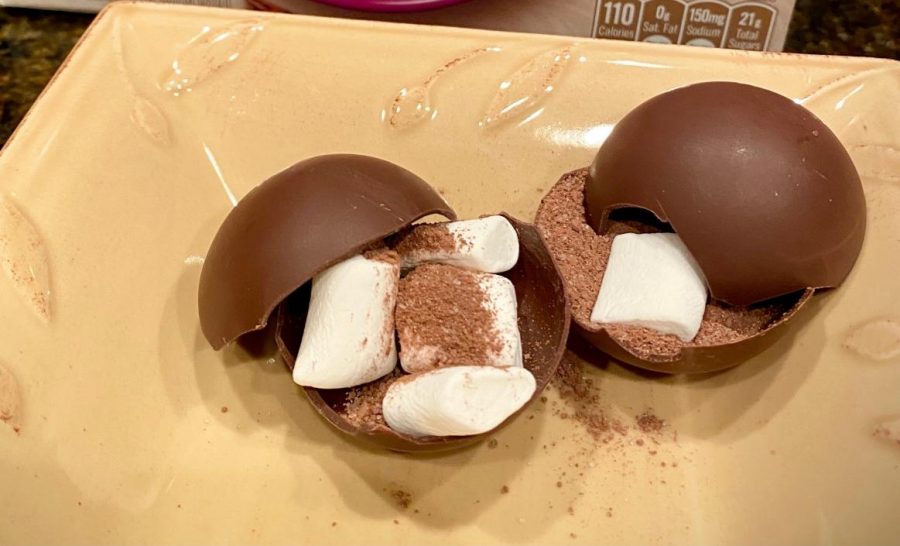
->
[{"left": 311, "top": 0, "right": 469, "bottom": 12}]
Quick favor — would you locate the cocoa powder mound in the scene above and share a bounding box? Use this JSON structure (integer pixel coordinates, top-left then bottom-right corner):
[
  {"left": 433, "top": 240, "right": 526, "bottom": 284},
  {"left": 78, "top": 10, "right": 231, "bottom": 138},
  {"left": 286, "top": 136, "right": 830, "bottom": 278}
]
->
[
  {"left": 392, "top": 223, "right": 457, "bottom": 257},
  {"left": 395, "top": 264, "right": 502, "bottom": 367},
  {"left": 534, "top": 170, "right": 791, "bottom": 360}
]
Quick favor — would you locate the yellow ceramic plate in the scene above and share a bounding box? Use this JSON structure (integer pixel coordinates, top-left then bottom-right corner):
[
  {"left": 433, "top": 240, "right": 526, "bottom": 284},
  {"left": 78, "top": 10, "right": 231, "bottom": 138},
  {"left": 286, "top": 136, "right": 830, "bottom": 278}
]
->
[{"left": 1, "top": 3, "right": 898, "bottom": 544}]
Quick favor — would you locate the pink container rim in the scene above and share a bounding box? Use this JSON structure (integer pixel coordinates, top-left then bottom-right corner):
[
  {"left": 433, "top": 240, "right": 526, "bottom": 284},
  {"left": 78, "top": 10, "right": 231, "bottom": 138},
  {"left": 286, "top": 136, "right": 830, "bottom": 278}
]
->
[{"left": 311, "top": 0, "right": 470, "bottom": 12}]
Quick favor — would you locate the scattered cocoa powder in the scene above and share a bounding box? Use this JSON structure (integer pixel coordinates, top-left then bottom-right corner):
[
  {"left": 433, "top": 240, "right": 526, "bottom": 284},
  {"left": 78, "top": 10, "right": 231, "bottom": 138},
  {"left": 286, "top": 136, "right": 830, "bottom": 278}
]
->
[
  {"left": 534, "top": 169, "right": 798, "bottom": 360},
  {"left": 874, "top": 424, "right": 900, "bottom": 447},
  {"left": 549, "top": 347, "right": 688, "bottom": 489},
  {"left": 551, "top": 350, "right": 624, "bottom": 444},
  {"left": 0, "top": 364, "right": 22, "bottom": 433},
  {"left": 342, "top": 369, "right": 404, "bottom": 429},
  {"left": 636, "top": 411, "right": 665, "bottom": 434},
  {"left": 500, "top": 485, "right": 509, "bottom": 494},
  {"left": 220, "top": 406, "right": 228, "bottom": 414},
  {"left": 395, "top": 264, "right": 502, "bottom": 368},
  {"left": 389, "top": 489, "right": 412, "bottom": 510}
]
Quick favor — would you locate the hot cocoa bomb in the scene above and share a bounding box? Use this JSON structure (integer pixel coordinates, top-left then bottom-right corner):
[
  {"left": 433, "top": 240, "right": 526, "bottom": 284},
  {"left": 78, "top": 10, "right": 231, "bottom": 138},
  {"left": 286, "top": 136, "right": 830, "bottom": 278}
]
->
[
  {"left": 536, "top": 82, "right": 865, "bottom": 374},
  {"left": 198, "top": 154, "right": 569, "bottom": 452}
]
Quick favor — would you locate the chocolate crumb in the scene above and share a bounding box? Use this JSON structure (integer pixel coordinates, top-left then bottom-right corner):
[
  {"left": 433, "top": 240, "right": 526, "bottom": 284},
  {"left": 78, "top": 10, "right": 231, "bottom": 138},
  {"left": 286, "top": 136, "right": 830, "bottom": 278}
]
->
[
  {"left": 220, "top": 406, "right": 228, "bottom": 413},
  {"left": 636, "top": 411, "right": 665, "bottom": 434},
  {"left": 390, "top": 489, "right": 413, "bottom": 510},
  {"left": 331, "top": 522, "right": 337, "bottom": 527},
  {"left": 556, "top": 481, "right": 563, "bottom": 488},
  {"left": 500, "top": 485, "right": 509, "bottom": 494},
  {"left": 534, "top": 169, "right": 797, "bottom": 359},
  {"left": 487, "top": 438, "right": 499, "bottom": 449}
]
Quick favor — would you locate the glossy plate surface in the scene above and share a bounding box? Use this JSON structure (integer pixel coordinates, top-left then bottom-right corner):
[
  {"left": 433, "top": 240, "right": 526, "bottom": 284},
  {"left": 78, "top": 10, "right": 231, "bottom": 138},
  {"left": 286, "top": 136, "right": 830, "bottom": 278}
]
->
[{"left": 0, "top": 3, "right": 898, "bottom": 544}]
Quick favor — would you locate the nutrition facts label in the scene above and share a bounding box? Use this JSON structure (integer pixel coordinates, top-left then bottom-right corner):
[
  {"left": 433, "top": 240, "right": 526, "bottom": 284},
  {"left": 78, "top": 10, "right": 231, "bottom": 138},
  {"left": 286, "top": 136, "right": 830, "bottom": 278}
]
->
[{"left": 594, "top": 0, "right": 777, "bottom": 50}]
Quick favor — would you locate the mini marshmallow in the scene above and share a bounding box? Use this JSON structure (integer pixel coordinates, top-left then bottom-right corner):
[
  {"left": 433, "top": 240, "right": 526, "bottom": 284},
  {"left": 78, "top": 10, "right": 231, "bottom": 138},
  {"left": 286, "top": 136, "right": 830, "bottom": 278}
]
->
[
  {"left": 480, "top": 273, "right": 523, "bottom": 368},
  {"left": 292, "top": 253, "right": 399, "bottom": 389},
  {"left": 590, "top": 233, "right": 707, "bottom": 342},
  {"left": 396, "top": 215, "right": 519, "bottom": 273},
  {"left": 396, "top": 266, "right": 523, "bottom": 373},
  {"left": 382, "top": 366, "right": 536, "bottom": 437}
]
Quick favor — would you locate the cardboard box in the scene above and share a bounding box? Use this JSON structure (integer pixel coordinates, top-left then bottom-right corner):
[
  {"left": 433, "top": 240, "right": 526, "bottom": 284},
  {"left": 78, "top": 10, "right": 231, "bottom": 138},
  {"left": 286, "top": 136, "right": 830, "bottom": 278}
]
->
[{"left": 0, "top": 0, "right": 796, "bottom": 51}]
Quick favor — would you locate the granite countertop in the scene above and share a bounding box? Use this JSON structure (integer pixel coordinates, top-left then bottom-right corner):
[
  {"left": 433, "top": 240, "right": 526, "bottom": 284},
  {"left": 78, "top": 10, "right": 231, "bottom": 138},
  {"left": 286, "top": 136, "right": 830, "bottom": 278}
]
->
[{"left": 0, "top": 0, "right": 897, "bottom": 145}]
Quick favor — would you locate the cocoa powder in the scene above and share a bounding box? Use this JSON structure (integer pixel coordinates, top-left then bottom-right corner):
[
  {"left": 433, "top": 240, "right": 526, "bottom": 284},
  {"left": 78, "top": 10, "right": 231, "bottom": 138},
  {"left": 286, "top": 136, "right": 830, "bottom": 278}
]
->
[
  {"left": 636, "top": 411, "right": 665, "bottom": 434},
  {"left": 342, "top": 369, "right": 403, "bottom": 429},
  {"left": 395, "top": 264, "right": 502, "bottom": 368},
  {"left": 389, "top": 488, "right": 413, "bottom": 510},
  {"left": 551, "top": 350, "right": 622, "bottom": 443},
  {"left": 363, "top": 247, "right": 400, "bottom": 266},
  {"left": 392, "top": 223, "right": 457, "bottom": 258}
]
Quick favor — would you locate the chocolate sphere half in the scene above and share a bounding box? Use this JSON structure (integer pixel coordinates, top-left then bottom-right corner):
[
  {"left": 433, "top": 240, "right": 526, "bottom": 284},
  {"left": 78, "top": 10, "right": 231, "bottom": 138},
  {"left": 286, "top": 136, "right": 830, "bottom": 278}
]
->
[
  {"left": 199, "top": 154, "right": 456, "bottom": 349},
  {"left": 585, "top": 81, "right": 866, "bottom": 306}
]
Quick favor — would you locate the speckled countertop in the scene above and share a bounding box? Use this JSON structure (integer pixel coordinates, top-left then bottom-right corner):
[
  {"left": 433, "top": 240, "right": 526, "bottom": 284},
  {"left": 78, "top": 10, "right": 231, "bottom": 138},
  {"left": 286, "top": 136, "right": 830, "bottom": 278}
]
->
[{"left": 0, "top": 0, "right": 897, "bottom": 145}]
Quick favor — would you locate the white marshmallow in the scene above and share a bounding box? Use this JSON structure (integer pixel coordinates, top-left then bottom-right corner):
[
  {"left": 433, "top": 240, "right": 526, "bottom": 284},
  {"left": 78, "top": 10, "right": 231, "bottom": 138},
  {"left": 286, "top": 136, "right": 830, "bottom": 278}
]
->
[
  {"left": 590, "top": 233, "right": 707, "bottom": 342},
  {"left": 382, "top": 366, "right": 536, "bottom": 437},
  {"left": 480, "top": 273, "right": 523, "bottom": 368},
  {"left": 398, "top": 272, "right": 523, "bottom": 373},
  {"left": 292, "top": 254, "right": 398, "bottom": 389},
  {"left": 399, "top": 216, "right": 519, "bottom": 273}
]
